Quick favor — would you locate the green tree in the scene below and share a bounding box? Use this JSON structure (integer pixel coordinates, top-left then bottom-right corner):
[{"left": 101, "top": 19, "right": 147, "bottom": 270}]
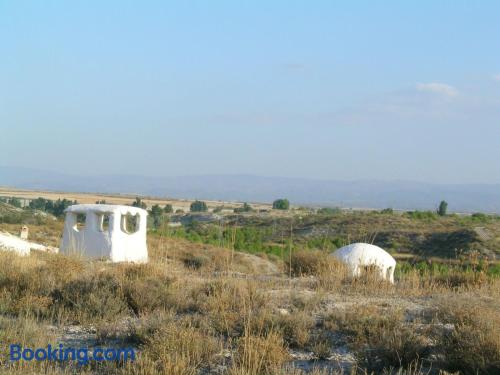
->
[
  {"left": 234, "top": 202, "right": 253, "bottom": 213},
  {"left": 131, "top": 197, "right": 147, "bottom": 210},
  {"left": 150, "top": 204, "right": 164, "bottom": 228},
  {"left": 8, "top": 197, "right": 22, "bottom": 208},
  {"left": 438, "top": 200, "right": 448, "bottom": 216},
  {"left": 29, "top": 197, "right": 48, "bottom": 210},
  {"left": 52, "top": 199, "right": 75, "bottom": 217},
  {"left": 190, "top": 200, "right": 208, "bottom": 212},
  {"left": 317, "top": 207, "right": 341, "bottom": 215},
  {"left": 164, "top": 204, "right": 173, "bottom": 213},
  {"left": 272, "top": 198, "right": 290, "bottom": 210}
]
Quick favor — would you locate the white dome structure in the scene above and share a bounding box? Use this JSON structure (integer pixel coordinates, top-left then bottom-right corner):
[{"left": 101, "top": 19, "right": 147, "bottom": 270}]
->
[
  {"left": 60, "top": 204, "right": 148, "bottom": 263},
  {"left": 331, "top": 243, "right": 396, "bottom": 283}
]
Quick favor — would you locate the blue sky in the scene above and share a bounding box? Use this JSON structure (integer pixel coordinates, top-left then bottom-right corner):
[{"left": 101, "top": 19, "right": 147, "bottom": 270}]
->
[{"left": 0, "top": 1, "right": 499, "bottom": 183}]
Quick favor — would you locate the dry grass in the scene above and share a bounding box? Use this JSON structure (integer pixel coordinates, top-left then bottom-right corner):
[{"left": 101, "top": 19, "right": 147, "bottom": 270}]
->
[
  {"left": 0, "top": 229, "right": 498, "bottom": 374},
  {"left": 231, "top": 313, "right": 288, "bottom": 375},
  {"left": 325, "top": 305, "right": 429, "bottom": 371},
  {"left": 435, "top": 297, "right": 500, "bottom": 374},
  {"left": 141, "top": 314, "right": 222, "bottom": 374}
]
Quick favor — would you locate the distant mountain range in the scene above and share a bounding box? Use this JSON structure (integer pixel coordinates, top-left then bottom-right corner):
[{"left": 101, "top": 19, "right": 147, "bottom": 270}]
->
[{"left": 1, "top": 166, "right": 499, "bottom": 213}]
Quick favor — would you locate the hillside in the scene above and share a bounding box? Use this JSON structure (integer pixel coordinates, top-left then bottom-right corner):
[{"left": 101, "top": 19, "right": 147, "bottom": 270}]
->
[
  {"left": 0, "top": 207, "right": 498, "bottom": 374},
  {"left": 2, "top": 166, "right": 500, "bottom": 212},
  {"left": 165, "top": 210, "right": 500, "bottom": 261}
]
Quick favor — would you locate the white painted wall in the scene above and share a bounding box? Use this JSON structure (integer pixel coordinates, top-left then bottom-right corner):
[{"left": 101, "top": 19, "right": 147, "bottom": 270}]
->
[
  {"left": 0, "top": 232, "right": 31, "bottom": 255},
  {"left": 60, "top": 204, "right": 148, "bottom": 263},
  {"left": 0, "top": 231, "right": 57, "bottom": 255}
]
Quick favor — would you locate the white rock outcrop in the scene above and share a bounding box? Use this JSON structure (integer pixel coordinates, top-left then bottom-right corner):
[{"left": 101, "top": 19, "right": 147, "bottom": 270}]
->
[
  {"left": 331, "top": 243, "right": 396, "bottom": 283},
  {"left": 60, "top": 204, "right": 148, "bottom": 263}
]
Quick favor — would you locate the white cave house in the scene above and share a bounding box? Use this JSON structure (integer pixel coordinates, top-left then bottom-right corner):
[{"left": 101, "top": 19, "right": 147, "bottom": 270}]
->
[
  {"left": 331, "top": 243, "right": 396, "bottom": 283},
  {"left": 60, "top": 204, "right": 148, "bottom": 263}
]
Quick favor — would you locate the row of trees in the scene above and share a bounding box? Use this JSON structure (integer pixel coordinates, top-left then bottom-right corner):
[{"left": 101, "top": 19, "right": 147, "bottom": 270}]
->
[
  {"left": 190, "top": 199, "right": 291, "bottom": 212},
  {"left": 5, "top": 193, "right": 449, "bottom": 218},
  {"left": 0, "top": 197, "right": 22, "bottom": 208},
  {"left": 103, "top": 196, "right": 294, "bottom": 214},
  {"left": 0, "top": 196, "right": 77, "bottom": 217},
  {"left": 24, "top": 197, "right": 76, "bottom": 217},
  {"left": 130, "top": 196, "right": 293, "bottom": 229}
]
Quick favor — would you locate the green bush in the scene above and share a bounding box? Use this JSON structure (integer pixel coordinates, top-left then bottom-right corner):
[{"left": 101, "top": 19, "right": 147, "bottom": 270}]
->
[
  {"left": 190, "top": 200, "right": 208, "bottom": 212},
  {"left": 27, "top": 197, "right": 76, "bottom": 217},
  {"left": 438, "top": 200, "right": 448, "bottom": 216},
  {"left": 272, "top": 199, "right": 290, "bottom": 210},
  {"left": 234, "top": 202, "right": 253, "bottom": 213},
  {"left": 406, "top": 210, "right": 437, "bottom": 220},
  {"left": 8, "top": 197, "right": 22, "bottom": 208},
  {"left": 131, "top": 197, "right": 147, "bottom": 209},
  {"left": 213, "top": 205, "right": 224, "bottom": 213},
  {"left": 317, "top": 207, "right": 341, "bottom": 215}
]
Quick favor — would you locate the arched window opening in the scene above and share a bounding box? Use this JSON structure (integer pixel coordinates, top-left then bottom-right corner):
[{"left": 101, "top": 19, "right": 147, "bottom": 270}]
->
[
  {"left": 74, "top": 213, "right": 86, "bottom": 232},
  {"left": 121, "top": 213, "right": 140, "bottom": 234},
  {"left": 98, "top": 214, "right": 111, "bottom": 232}
]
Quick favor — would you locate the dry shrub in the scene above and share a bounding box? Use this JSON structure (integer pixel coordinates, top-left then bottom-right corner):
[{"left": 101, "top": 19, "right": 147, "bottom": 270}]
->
[
  {"left": 43, "top": 253, "right": 86, "bottom": 284},
  {"left": 114, "top": 262, "right": 166, "bottom": 281},
  {"left": 150, "top": 236, "right": 274, "bottom": 275},
  {"left": 287, "top": 249, "right": 348, "bottom": 290},
  {"left": 231, "top": 330, "right": 288, "bottom": 375},
  {"left": 109, "top": 261, "right": 182, "bottom": 314},
  {"left": 362, "top": 327, "right": 429, "bottom": 371},
  {"left": 0, "top": 252, "right": 88, "bottom": 317},
  {"left": 50, "top": 272, "right": 130, "bottom": 323},
  {"left": 280, "top": 368, "right": 340, "bottom": 375},
  {"left": 326, "top": 305, "right": 429, "bottom": 371},
  {"left": 200, "top": 279, "right": 266, "bottom": 337},
  {"left": 311, "top": 339, "right": 332, "bottom": 360},
  {"left": 183, "top": 254, "right": 210, "bottom": 270},
  {"left": 0, "top": 254, "right": 53, "bottom": 316},
  {"left": 141, "top": 314, "right": 221, "bottom": 374},
  {"left": 432, "top": 270, "right": 489, "bottom": 289},
  {"left": 332, "top": 265, "right": 397, "bottom": 297},
  {"left": 316, "top": 258, "right": 349, "bottom": 290},
  {"left": 437, "top": 299, "right": 500, "bottom": 374},
  {"left": 441, "top": 323, "right": 500, "bottom": 374},
  {"left": 123, "top": 277, "right": 173, "bottom": 315},
  {"left": 13, "top": 295, "right": 52, "bottom": 317},
  {"left": 287, "top": 249, "right": 330, "bottom": 276},
  {"left": 272, "top": 310, "right": 315, "bottom": 348},
  {"left": 0, "top": 316, "right": 54, "bottom": 366},
  {"left": 128, "top": 310, "right": 176, "bottom": 344},
  {"left": 396, "top": 269, "right": 435, "bottom": 296}
]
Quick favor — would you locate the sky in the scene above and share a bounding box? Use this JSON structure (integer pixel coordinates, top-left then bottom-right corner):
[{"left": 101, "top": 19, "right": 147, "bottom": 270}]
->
[{"left": 0, "top": 1, "right": 499, "bottom": 184}]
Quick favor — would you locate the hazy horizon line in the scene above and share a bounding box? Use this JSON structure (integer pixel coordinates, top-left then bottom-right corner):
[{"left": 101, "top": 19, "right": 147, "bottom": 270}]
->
[{"left": 1, "top": 164, "right": 500, "bottom": 186}]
